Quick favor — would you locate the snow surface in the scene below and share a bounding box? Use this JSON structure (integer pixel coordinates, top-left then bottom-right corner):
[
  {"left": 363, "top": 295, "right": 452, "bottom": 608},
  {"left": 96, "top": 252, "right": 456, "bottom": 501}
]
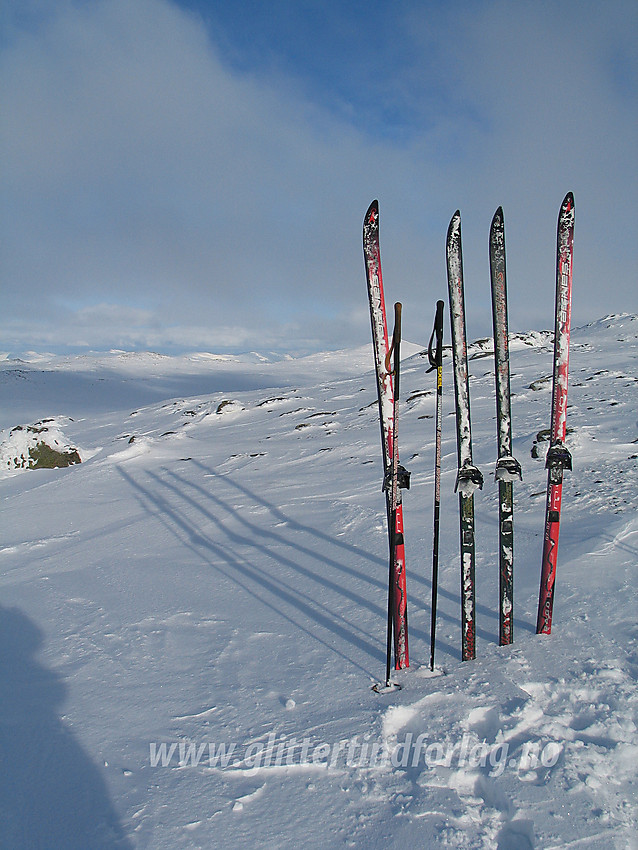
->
[{"left": 0, "top": 315, "right": 637, "bottom": 849}]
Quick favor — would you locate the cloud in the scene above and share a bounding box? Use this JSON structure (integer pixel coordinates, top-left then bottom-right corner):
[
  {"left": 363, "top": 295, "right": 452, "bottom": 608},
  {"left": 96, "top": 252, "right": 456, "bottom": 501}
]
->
[
  {"left": 1, "top": 0, "right": 636, "bottom": 355},
  {"left": 397, "top": 0, "right": 638, "bottom": 328},
  {"left": 2, "top": 0, "right": 388, "bottom": 351}
]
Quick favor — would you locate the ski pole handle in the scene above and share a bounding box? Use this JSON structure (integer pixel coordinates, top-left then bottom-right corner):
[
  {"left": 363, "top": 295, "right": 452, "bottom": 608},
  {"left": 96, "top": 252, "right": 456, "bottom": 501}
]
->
[
  {"left": 393, "top": 302, "right": 402, "bottom": 362},
  {"left": 427, "top": 300, "right": 444, "bottom": 372},
  {"left": 385, "top": 302, "right": 403, "bottom": 374},
  {"left": 394, "top": 301, "right": 402, "bottom": 335}
]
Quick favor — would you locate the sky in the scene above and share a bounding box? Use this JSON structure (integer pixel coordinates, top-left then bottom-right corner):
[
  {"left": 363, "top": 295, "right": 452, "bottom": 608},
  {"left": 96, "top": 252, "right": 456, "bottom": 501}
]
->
[{"left": 1, "top": 0, "right": 637, "bottom": 356}]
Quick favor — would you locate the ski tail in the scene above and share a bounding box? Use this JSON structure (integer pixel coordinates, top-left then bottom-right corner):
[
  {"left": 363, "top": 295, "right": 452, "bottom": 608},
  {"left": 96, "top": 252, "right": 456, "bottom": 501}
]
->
[{"left": 536, "top": 192, "right": 575, "bottom": 635}]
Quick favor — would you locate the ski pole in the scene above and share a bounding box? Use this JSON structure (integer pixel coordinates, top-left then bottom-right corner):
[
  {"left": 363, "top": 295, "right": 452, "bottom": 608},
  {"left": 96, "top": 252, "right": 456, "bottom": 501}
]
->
[
  {"left": 427, "top": 300, "right": 444, "bottom": 670},
  {"left": 382, "top": 302, "right": 403, "bottom": 687}
]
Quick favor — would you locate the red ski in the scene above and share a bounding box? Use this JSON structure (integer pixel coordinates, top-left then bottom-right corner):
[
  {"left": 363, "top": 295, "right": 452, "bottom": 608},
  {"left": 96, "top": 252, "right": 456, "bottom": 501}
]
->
[
  {"left": 537, "top": 192, "right": 575, "bottom": 635},
  {"left": 363, "top": 200, "right": 409, "bottom": 674}
]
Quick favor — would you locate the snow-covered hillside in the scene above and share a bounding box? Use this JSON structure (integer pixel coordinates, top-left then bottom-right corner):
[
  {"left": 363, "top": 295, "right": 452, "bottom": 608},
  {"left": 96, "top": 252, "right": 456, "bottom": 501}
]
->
[{"left": 1, "top": 315, "right": 636, "bottom": 849}]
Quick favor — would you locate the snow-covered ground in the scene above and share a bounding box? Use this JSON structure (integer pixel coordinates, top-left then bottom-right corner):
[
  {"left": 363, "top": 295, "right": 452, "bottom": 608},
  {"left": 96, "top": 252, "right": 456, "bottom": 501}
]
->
[{"left": 1, "top": 314, "right": 636, "bottom": 849}]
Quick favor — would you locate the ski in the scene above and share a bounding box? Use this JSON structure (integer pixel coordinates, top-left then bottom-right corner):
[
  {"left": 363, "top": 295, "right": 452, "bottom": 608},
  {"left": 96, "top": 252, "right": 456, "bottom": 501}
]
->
[
  {"left": 489, "top": 207, "right": 522, "bottom": 646},
  {"left": 446, "top": 211, "right": 483, "bottom": 662},
  {"left": 427, "top": 300, "right": 445, "bottom": 671},
  {"left": 363, "top": 200, "right": 409, "bottom": 672},
  {"left": 537, "top": 192, "right": 575, "bottom": 635},
  {"left": 381, "top": 301, "right": 406, "bottom": 688}
]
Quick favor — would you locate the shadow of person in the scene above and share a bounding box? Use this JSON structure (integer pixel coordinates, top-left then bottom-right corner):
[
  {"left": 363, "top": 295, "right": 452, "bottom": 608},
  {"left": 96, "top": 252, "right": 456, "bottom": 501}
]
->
[{"left": 0, "top": 605, "right": 132, "bottom": 849}]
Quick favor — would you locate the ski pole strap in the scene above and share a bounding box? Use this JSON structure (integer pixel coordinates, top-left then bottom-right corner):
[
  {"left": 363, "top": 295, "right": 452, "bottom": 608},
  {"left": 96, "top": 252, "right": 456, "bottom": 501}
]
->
[
  {"left": 427, "top": 300, "right": 445, "bottom": 373},
  {"left": 384, "top": 339, "right": 395, "bottom": 376}
]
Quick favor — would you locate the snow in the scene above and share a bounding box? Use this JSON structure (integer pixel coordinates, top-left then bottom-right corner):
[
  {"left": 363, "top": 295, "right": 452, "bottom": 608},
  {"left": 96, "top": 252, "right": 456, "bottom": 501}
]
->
[{"left": 0, "top": 314, "right": 637, "bottom": 848}]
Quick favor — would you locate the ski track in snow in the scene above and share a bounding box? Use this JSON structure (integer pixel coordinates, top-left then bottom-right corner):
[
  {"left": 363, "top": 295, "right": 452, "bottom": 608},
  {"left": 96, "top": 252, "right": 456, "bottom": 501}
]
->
[{"left": 0, "top": 315, "right": 637, "bottom": 849}]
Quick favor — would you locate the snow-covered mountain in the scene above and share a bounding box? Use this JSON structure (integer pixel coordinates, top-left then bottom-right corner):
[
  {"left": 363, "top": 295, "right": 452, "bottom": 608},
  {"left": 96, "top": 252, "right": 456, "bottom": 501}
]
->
[{"left": 1, "top": 314, "right": 636, "bottom": 848}]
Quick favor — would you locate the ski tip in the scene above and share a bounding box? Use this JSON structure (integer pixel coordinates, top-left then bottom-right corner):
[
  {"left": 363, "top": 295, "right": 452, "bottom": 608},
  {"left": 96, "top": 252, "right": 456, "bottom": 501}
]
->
[
  {"left": 447, "top": 210, "right": 461, "bottom": 238},
  {"left": 491, "top": 206, "right": 504, "bottom": 229},
  {"left": 364, "top": 199, "right": 379, "bottom": 224},
  {"left": 557, "top": 192, "right": 575, "bottom": 233}
]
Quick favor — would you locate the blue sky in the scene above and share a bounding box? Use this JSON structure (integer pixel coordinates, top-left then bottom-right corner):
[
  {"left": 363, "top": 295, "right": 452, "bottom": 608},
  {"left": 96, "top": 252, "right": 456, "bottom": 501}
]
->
[{"left": 1, "top": 0, "right": 636, "bottom": 356}]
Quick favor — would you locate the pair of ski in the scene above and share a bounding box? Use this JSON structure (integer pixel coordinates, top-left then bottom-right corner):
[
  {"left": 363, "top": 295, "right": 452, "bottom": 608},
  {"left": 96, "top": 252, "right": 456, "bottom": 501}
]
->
[
  {"left": 364, "top": 194, "right": 574, "bottom": 678},
  {"left": 446, "top": 208, "right": 517, "bottom": 661},
  {"left": 446, "top": 193, "right": 575, "bottom": 659}
]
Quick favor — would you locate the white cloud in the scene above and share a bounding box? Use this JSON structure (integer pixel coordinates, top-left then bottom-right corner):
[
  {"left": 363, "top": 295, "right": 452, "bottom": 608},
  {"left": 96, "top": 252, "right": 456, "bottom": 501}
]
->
[{"left": 1, "top": 0, "right": 636, "bottom": 355}]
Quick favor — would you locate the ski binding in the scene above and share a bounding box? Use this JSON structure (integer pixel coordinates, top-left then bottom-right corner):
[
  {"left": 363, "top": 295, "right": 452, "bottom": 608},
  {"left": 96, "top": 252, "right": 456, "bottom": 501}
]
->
[
  {"left": 454, "top": 462, "right": 484, "bottom": 497},
  {"left": 495, "top": 455, "right": 522, "bottom": 482},
  {"left": 545, "top": 442, "right": 572, "bottom": 483},
  {"left": 382, "top": 464, "right": 411, "bottom": 493}
]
